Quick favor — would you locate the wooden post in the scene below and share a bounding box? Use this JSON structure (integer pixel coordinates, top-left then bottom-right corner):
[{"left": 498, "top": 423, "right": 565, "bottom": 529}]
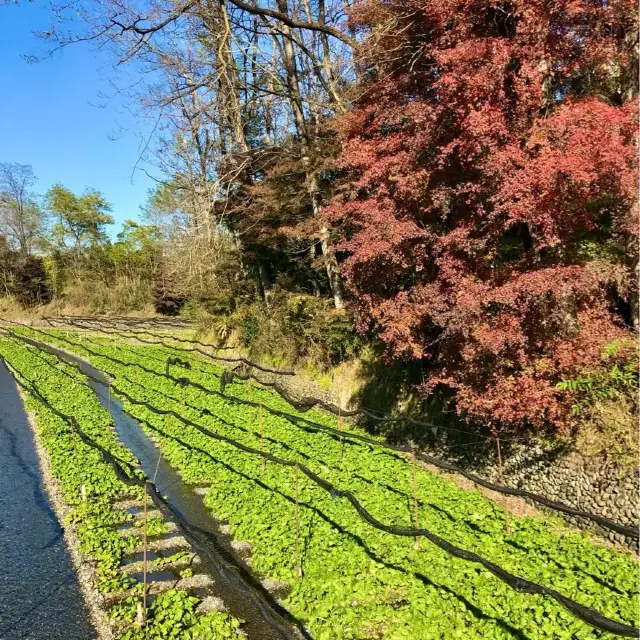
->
[
  {"left": 411, "top": 448, "right": 420, "bottom": 549},
  {"left": 260, "top": 406, "right": 265, "bottom": 474},
  {"left": 80, "top": 484, "right": 87, "bottom": 501},
  {"left": 294, "top": 465, "right": 302, "bottom": 578}
]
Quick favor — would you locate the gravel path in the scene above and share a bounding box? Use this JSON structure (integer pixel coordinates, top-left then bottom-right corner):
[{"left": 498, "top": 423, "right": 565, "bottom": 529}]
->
[{"left": 0, "top": 361, "right": 96, "bottom": 640}]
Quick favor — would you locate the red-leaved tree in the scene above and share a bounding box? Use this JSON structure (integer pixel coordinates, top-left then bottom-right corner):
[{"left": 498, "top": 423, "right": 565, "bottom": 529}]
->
[{"left": 328, "top": 0, "right": 638, "bottom": 433}]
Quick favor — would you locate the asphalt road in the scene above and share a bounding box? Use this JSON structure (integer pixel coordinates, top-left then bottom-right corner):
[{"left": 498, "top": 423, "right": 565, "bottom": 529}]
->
[{"left": 0, "top": 361, "right": 95, "bottom": 640}]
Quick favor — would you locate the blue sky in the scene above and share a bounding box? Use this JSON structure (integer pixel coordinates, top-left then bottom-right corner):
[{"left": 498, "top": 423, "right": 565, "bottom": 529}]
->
[{"left": 0, "top": 2, "right": 156, "bottom": 236}]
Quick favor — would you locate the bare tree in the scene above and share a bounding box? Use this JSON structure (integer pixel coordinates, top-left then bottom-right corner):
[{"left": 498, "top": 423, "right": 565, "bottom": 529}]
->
[
  {"left": 0, "top": 163, "right": 46, "bottom": 256},
  {"left": 41, "top": 0, "right": 357, "bottom": 307}
]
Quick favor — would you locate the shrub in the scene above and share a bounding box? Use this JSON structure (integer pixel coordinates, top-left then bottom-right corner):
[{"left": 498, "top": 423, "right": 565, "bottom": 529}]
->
[
  {"left": 557, "top": 339, "right": 638, "bottom": 416},
  {"left": 153, "top": 276, "right": 186, "bottom": 316},
  {"left": 239, "top": 312, "right": 260, "bottom": 348},
  {"left": 59, "top": 276, "right": 152, "bottom": 315},
  {"left": 558, "top": 339, "right": 638, "bottom": 467},
  {"left": 12, "top": 255, "right": 51, "bottom": 307},
  {"left": 234, "top": 293, "right": 361, "bottom": 369},
  {"left": 574, "top": 397, "right": 637, "bottom": 469}
]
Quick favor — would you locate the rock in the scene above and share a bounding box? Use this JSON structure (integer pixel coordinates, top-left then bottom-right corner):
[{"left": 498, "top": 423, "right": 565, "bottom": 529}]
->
[
  {"left": 230, "top": 540, "right": 252, "bottom": 556},
  {"left": 197, "top": 596, "right": 227, "bottom": 613}
]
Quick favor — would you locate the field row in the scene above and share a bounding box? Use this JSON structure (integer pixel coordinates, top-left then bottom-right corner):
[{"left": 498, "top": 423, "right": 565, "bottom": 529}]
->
[
  {"left": 0, "top": 336, "right": 242, "bottom": 640},
  {"left": 13, "top": 328, "right": 639, "bottom": 640}
]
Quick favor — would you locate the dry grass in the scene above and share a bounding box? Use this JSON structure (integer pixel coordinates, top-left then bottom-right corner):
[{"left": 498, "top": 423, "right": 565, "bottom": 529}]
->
[
  {"left": 0, "top": 275, "right": 157, "bottom": 320},
  {"left": 0, "top": 295, "right": 32, "bottom": 319},
  {"left": 57, "top": 277, "right": 153, "bottom": 316}
]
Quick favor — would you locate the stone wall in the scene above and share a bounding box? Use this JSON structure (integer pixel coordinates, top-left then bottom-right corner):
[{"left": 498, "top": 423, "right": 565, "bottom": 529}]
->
[{"left": 423, "top": 439, "right": 638, "bottom": 550}]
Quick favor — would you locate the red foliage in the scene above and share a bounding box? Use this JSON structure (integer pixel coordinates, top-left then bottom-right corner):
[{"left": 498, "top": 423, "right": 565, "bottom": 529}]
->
[{"left": 329, "top": 0, "right": 638, "bottom": 433}]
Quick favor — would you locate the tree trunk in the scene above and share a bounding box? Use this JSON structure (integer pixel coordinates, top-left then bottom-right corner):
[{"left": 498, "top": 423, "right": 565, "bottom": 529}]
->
[
  {"left": 257, "top": 260, "right": 272, "bottom": 305},
  {"left": 271, "top": 1, "right": 345, "bottom": 309},
  {"left": 276, "top": 0, "right": 309, "bottom": 139},
  {"left": 318, "top": 0, "right": 346, "bottom": 113},
  {"left": 307, "top": 241, "right": 321, "bottom": 296},
  {"left": 305, "top": 164, "right": 344, "bottom": 308},
  {"left": 319, "top": 223, "right": 344, "bottom": 309},
  {"left": 622, "top": 25, "right": 638, "bottom": 327}
]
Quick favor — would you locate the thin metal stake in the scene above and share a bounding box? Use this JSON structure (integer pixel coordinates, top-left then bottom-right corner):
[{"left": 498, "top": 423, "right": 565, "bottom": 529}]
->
[
  {"left": 338, "top": 406, "right": 343, "bottom": 461},
  {"left": 294, "top": 465, "right": 302, "bottom": 578},
  {"left": 411, "top": 448, "right": 420, "bottom": 549},
  {"left": 495, "top": 437, "right": 510, "bottom": 535},
  {"left": 142, "top": 483, "right": 148, "bottom": 624},
  {"left": 496, "top": 437, "right": 504, "bottom": 484},
  {"left": 260, "top": 406, "right": 265, "bottom": 474}
]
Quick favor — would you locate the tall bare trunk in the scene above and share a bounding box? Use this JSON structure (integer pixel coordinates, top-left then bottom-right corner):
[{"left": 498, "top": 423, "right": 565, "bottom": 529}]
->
[
  {"left": 319, "top": 224, "right": 344, "bottom": 309},
  {"left": 318, "top": 0, "right": 346, "bottom": 113},
  {"left": 307, "top": 165, "right": 344, "bottom": 308},
  {"left": 276, "top": 0, "right": 308, "bottom": 139},
  {"left": 257, "top": 260, "right": 272, "bottom": 305},
  {"left": 622, "top": 25, "right": 638, "bottom": 327},
  {"left": 275, "top": 0, "right": 345, "bottom": 308}
]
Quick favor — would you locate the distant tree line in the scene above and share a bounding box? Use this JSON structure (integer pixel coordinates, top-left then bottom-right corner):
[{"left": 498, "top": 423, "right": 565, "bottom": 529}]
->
[{"left": 0, "top": 162, "right": 164, "bottom": 311}]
